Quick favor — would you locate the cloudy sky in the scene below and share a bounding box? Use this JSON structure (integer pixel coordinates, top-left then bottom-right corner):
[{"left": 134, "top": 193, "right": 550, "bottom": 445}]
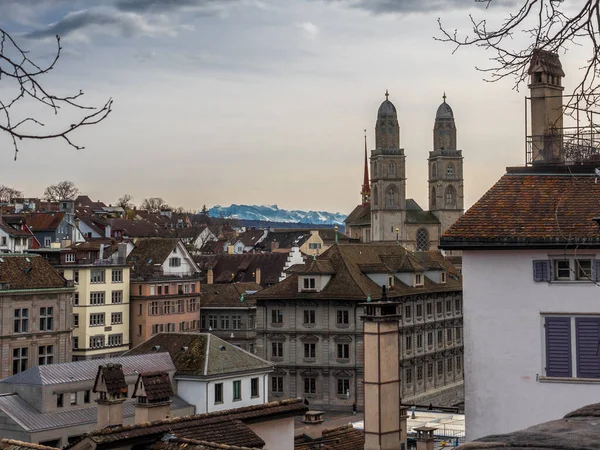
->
[{"left": 0, "top": 0, "right": 590, "bottom": 214}]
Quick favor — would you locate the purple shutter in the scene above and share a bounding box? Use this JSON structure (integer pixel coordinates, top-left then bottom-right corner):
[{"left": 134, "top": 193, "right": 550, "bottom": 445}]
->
[
  {"left": 545, "top": 316, "right": 572, "bottom": 377},
  {"left": 594, "top": 260, "right": 600, "bottom": 282},
  {"left": 533, "top": 260, "right": 551, "bottom": 282},
  {"left": 576, "top": 317, "right": 600, "bottom": 378}
]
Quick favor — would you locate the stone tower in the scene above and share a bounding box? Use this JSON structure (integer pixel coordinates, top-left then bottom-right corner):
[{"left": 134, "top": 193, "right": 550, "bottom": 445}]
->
[
  {"left": 362, "top": 287, "right": 407, "bottom": 450},
  {"left": 428, "top": 94, "right": 464, "bottom": 234},
  {"left": 528, "top": 49, "right": 565, "bottom": 163},
  {"left": 371, "top": 90, "right": 406, "bottom": 242}
]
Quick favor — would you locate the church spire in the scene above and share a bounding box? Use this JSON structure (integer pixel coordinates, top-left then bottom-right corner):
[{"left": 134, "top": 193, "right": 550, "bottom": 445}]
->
[{"left": 361, "top": 129, "right": 370, "bottom": 206}]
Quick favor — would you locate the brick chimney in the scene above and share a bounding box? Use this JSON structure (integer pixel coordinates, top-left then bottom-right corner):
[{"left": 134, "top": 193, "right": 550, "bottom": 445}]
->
[
  {"left": 132, "top": 372, "right": 174, "bottom": 424},
  {"left": 414, "top": 427, "right": 436, "bottom": 450},
  {"left": 93, "top": 363, "right": 128, "bottom": 429},
  {"left": 254, "top": 267, "right": 261, "bottom": 285},
  {"left": 361, "top": 286, "right": 407, "bottom": 450}
]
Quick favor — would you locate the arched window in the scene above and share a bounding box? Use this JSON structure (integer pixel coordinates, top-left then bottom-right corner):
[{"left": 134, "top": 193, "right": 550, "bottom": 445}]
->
[
  {"left": 386, "top": 185, "right": 398, "bottom": 208},
  {"left": 388, "top": 162, "right": 396, "bottom": 176},
  {"left": 431, "top": 187, "right": 436, "bottom": 207},
  {"left": 416, "top": 228, "right": 429, "bottom": 251},
  {"left": 446, "top": 163, "right": 455, "bottom": 178},
  {"left": 431, "top": 162, "right": 437, "bottom": 179},
  {"left": 445, "top": 186, "right": 456, "bottom": 208},
  {"left": 373, "top": 186, "right": 379, "bottom": 206}
]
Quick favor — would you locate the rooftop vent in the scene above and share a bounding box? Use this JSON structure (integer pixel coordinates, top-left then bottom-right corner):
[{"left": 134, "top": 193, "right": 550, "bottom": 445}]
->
[
  {"left": 180, "top": 346, "right": 188, "bottom": 352},
  {"left": 218, "top": 345, "right": 226, "bottom": 351},
  {"left": 152, "top": 345, "right": 161, "bottom": 351}
]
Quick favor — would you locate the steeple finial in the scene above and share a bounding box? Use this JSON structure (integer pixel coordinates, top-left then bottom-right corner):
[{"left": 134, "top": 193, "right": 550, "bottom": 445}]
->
[
  {"left": 443, "top": 92, "right": 447, "bottom": 103},
  {"left": 361, "top": 129, "right": 370, "bottom": 206},
  {"left": 385, "top": 89, "right": 389, "bottom": 100}
]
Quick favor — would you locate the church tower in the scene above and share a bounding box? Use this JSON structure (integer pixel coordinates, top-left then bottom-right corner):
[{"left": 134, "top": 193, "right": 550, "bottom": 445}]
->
[
  {"left": 428, "top": 94, "right": 464, "bottom": 234},
  {"left": 361, "top": 131, "right": 371, "bottom": 206},
  {"left": 371, "top": 90, "right": 406, "bottom": 242}
]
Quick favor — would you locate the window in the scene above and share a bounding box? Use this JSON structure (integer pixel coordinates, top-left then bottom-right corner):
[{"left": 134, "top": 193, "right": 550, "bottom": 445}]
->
[
  {"left": 57, "top": 393, "right": 64, "bottom": 408},
  {"left": 446, "top": 163, "right": 455, "bottom": 178},
  {"left": 44, "top": 237, "right": 51, "bottom": 247},
  {"left": 89, "top": 313, "right": 105, "bottom": 326},
  {"left": 308, "top": 242, "right": 322, "bottom": 250},
  {"left": 405, "top": 335, "right": 412, "bottom": 351},
  {"left": 426, "top": 302, "right": 433, "bottom": 316},
  {"left": 303, "top": 310, "right": 316, "bottom": 325},
  {"left": 427, "top": 362, "right": 433, "bottom": 378},
  {"left": 441, "top": 272, "right": 447, "bottom": 284},
  {"left": 304, "top": 343, "right": 316, "bottom": 359},
  {"left": 445, "top": 186, "right": 457, "bottom": 207},
  {"left": 84, "top": 390, "right": 90, "bottom": 404},
  {"left": 184, "top": 283, "right": 190, "bottom": 294},
  {"left": 303, "top": 278, "right": 316, "bottom": 290},
  {"left": 111, "top": 291, "right": 123, "bottom": 304},
  {"left": 90, "top": 269, "right": 105, "bottom": 283},
  {"left": 74, "top": 292, "right": 79, "bottom": 305},
  {"left": 209, "top": 315, "right": 217, "bottom": 329},
  {"left": 73, "top": 270, "right": 79, "bottom": 284},
  {"left": 73, "top": 337, "right": 79, "bottom": 349},
  {"left": 232, "top": 315, "right": 242, "bottom": 330},
  {"left": 555, "top": 259, "right": 571, "bottom": 280},
  {"left": 39, "top": 345, "right": 54, "bottom": 365},
  {"left": 388, "top": 162, "right": 396, "bottom": 176},
  {"left": 447, "top": 358, "right": 453, "bottom": 372},
  {"left": 416, "top": 228, "right": 429, "bottom": 251},
  {"left": 417, "top": 365, "right": 423, "bottom": 381},
  {"left": 405, "top": 367, "right": 412, "bottom": 384},
  {"left": 13, "top": 308, "right": 29, "bottom": 333},
  {"left": 233, "top": 380, "right": 242, "bottom": 401},
  {"left": 417, "top": 334, "right": 423, "bottom": 348},
  {"left": 150, "top": 302, "right": 160, "bottom": 315},
  {"left": 221, "top": 316, "right": 230, "bottom": 329},
  {"left": 415, "top": 273, "right": 423, "bottom": 286},
  {"left": 272, "top": 342, "right": 283, "bottom": 358},
  {"left": 272, "top": 376, "right": 284, "bottom": 393},
  {"left": 163, "top": 301, "right": 173, "bottom": 314},
  {"left": 12, "top": 348, "right": 28, "bottom": 374},
  {"left": 138, "top": 324, "right": 142, "bottom": 335},
  {"left": 70, "top": 392, "right": 77, "bottom": 405},
  {"left": 90, "top": 292, "right": 105, "bottom": 305},
  {"left": 214, "top": 383, "right": 223, "bottom": 403},
  {"left": 437, "top": 330, "right": 443, "bottom": 346},
  {"left": 138, "top": 304, "right": 143, "bottom": 316},
  {"left": 447, "top": 328, "right": 453, "bottom": 343},
  {"left": 386, "top": 185, "right": 398, "bottom": 207},
  {"left": 437, "top": 360, "right": 444, "bottom": 375},
  {"left": 436, "top": 301, "right": 442, "bottom": 314},
  {"left": 431, "top": 187, "right": 437, "bottom": 207},
  {"left": 416, "top": 304, "right": 422, "bottom": 318},
  {"left": 64, "top": 253, "right": 75, "bottom": 263},
  {"left": 0, "top": 236, "right": 6, "bottom": 246},
  {"left": 111, "top": 312, "right": 123, "bottom": 324},
  {"left": 455, "top": 298, "right": 461, "bottom": 312},
  {"left": 164, "top": 285, "right": 170, "bottom": 295},
  {"left": 138, "top": 285, "right": 142, "bottom": 295},
  {"left": 108, "top": 334, "right": 123, "bottom": 347},
  {"left": 188, "top": 298, "right": 198, "bottom": 312},
  {"left": 272, "top": 310, "right": 283, "bottom": 324},
  {"left": 337, "top": 379, "right": 350, "bottom": 396},
  {"left": 73, "top": 314, "right": 79, "bottom": 327},
  {"left": 90, "top": 335, "right": 104, "bottom": 348},
  {"left": 405, "top": 305, "right": 412, "bottom": 319},
  {"left": 446, "top": 300, "right": 452, "bottom": 313},
  {"left": 457, "top": 356, "right": 462, "bottom": 371},
  {"left": 337, "top": 343, "right": 350, "bottom": 359},
  {"left": 427, "top": 331, "right": 433, "bottom": 346},
  {"left": 337, "top": 310, "right": 349, "bottom": 325},
  {"left": 169, "top": 257, "right": 181, "bottom": 267},
  {"left": 304, "top": 377, "right": 316, "bottom": 394},
  {"left": 111, "top": 269, "right": 122, "bottom": 283},
  {"left": 251, "top": 377, "right": 259, "bottom": 397},
  {"left": 456, "top": 327, "right": 462, "bottom": 341}
]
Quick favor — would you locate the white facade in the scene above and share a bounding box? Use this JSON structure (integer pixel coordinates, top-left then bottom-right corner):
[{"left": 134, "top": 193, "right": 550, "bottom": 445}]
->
[
  {"left": 176, "top": 373, "right": 269, "bottom": 414},
  {"left": 0, "top": 229, "right": 31, "bottom": 253},
  {"left": 161, "top": 241, "right": 200, "bottom": 276},
  {"left": 463, "top": 249, "right": 600, "bottom": 440}
]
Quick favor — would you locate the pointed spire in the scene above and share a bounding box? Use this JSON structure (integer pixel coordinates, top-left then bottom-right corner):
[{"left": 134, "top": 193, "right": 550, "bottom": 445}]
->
[
  {"left": 361, "top": 129, "right": 371, "bottom": 207},
  {"left": 385, "top": 89, "right": 389, "bottom": 100}
]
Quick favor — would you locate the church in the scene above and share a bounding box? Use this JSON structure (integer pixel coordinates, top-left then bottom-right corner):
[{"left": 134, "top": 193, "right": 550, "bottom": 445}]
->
[{"left": 345, "top": 91, "right": 464, "bottom": 251}]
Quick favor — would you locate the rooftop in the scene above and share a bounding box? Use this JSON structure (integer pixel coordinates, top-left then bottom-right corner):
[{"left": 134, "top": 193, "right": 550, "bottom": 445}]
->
[
  {"left": 0, "top": 254, "right": 68, "bottom": 291},
  {"left": 200, "top": 282, "right": 262, "bottom": 308}
]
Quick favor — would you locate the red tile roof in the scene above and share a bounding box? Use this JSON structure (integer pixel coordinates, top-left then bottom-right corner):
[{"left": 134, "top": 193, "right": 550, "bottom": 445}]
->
[
  {"left": 441, "top": 166, "right": 600, "bottom": 249},
  {"left": 0, "top": 254, "right": 68, "bottom": 290},
  {"left": 21, "top": 212, "right": 65, "bottom": 231}
]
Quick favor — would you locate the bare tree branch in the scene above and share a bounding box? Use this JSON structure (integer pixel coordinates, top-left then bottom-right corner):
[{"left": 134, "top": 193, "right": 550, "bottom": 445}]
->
[{"left": 0, "top": 28, "right": 112, "bottom": 160}]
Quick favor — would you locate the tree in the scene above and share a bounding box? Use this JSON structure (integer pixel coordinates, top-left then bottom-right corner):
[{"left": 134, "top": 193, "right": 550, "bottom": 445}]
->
[
  {"left": 437, "top": 0, "right": 600, "bottom": 108},
  {"left": 116, "top": 194, "right": 134, "bottom": 209},
  {"left": 0, "top": 185, "right": 22, "bottom": 202},
  {"left": 0, "top": 29, "right": 112, "bottom": 160},
  {"left": 141, "top": 197, "right": 169, "bottom": 212},
  {"left": 43, "top": 181, "right": 78, "bottom": 201},
  {"left": 201, "top": 205, "right": 209, "bottom": 215}
]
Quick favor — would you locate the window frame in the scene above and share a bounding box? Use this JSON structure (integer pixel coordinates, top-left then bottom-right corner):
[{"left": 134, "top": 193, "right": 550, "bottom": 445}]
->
[
  {"left": 233, "top": 380, "right": 242, "bottom": 401},
  {"left": 214, "top": 383, "right": 223, "bottom": 404},
  {"left": 251, "top": 377, "right": 260, "bottom": 398}
]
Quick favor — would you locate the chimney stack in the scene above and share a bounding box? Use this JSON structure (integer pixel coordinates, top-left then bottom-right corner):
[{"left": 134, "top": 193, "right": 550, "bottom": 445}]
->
[
  {"left": 414, "top": 427, "right": 437, "bottom": 450},
  {"left": 133, "top": 372, "right": 174, "bottom": 424},
  {"left": 93, "top": 363, "right": 128, "bottom": 429},
  {"left": 361, "top": 286, "right": 407, "bottom": 450},
  {"left": 254, "top": 267, "right": 261, "bottom": 285},
  {"left": 207, "top": 268, "right": 214, "bottom": 285}
]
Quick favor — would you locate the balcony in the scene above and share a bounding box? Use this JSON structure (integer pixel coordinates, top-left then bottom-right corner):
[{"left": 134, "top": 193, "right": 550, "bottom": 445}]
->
[{"left": 69, "top": 257, "right": 127, "bottom": 266}]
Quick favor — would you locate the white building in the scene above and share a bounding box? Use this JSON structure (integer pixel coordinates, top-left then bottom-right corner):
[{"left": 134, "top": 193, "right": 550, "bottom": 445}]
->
[
  {"left": 125, "top": 332, "right": 273, "bottom": 414},
  {"left": 440, "top": 50, "right": 600, "bottom": 441}
]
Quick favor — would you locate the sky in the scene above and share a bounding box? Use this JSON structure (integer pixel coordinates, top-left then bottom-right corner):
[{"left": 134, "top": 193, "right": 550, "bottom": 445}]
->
[{"left": 0, "top": 0, "right": 591, "bottom": 215}]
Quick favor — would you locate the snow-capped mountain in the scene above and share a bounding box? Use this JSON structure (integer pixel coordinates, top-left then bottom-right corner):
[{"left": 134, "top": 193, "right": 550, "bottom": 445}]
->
[{"left": 208, "top": 204, "right": 347, "bottom": 225}]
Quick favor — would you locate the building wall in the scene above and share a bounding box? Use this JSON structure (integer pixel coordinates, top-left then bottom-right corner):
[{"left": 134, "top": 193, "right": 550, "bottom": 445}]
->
[
  {"left": 199, "top": 307, "right": 256, "bottom": 352},
  {"left": 0, "top": 289, "right": 73, "bottom": 379},
  {"left": 63, "top": 266, "right": 131, "bottom": 359},
  {"left": 403, "top": 223, "right": 441, "bottom": 252},
  {"left": 463, "top": 249, "right": 600, "bottom": 440},
  {"left": 247, "top": 417, "right": 295, "bottom": 450},
  {"left": 0, "top": 231, "right": 31, "bottom": 253}
]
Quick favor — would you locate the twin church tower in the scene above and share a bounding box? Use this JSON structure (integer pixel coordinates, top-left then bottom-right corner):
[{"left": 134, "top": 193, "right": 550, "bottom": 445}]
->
[{"left": 345, "top": 91, "right": 464, "bottom": 251}]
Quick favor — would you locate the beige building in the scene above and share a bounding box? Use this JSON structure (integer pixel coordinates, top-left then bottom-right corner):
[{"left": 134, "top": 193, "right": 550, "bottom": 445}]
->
[
  {"left": 0, "top": 254, "right": 74, "bottom": 380},
  {"left": 346, "top": 92, "right": 464, "bottom": 251}
]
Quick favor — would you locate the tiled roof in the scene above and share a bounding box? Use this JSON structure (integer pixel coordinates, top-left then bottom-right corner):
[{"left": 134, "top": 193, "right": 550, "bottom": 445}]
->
[
  {"left": 196, "top": 253, "right": 289, "bottom": 286},
  {"left": 0, "top": 353, "right": 174, "bottom": 386},
  {"left": 22, "top": 212, "right": 65, "bottom": 231},
  {"left": 109, "top": 218, "right": 167, "bottom": 237},
  {"left": 0, "top": 440, "right": 55, "bottom": 450},
  {"left": 167, "top": 419, "right": 264, "bottom": 448},
  {"left": 254, "top": 244, "right": 461, "bottom": 301},
  {"left": 442, "top": 167, "right": 600, "bottom": 248},
  {"left": 94, "top": 364, "right": 127, "bottom": 396},
  {"left": 124, "top": 333, "right": 273, "bottom": 377},
  {"left": 296, "top": 425, "right": 364, "bottom": 450},
  {"left": 134, "top": 372, "right": 174, "bottom": 401},
  {"left": 127, "top": 238, "right": 179, "bottom": 276},
  {"left": 0, "top": 393, "right": 190, "bottom": 432},
  {"left": 0, "top": 219, "right": 31, "bottom": 237},
  {"left": 256, "top": 230, "right": 311, "bottom": 250},
  {"left": 149, "top": 437, "right": 260, "bottom": 450},
  {"left": 200, "top": 283, "right": 262, "bottom": 308},
  {"left": 0, "top": 254, "right": 67, "bottom": 290}
]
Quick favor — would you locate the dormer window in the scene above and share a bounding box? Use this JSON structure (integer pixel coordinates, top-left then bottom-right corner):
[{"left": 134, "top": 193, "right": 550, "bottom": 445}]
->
[
  {"left": 441, "top": 272, "right": 447, "bottom": 284},
  {"left": 303, "top": 278, "right": 316, "bottom": 290},
  {"left": 65, "top": 253, "right": 75, "bottom": 263},
  {"left": 414, "top": 273, "right": 423, "bottom": 287},
  {"left": 388, "top": 276, "right": 394, "bottom": 287}
]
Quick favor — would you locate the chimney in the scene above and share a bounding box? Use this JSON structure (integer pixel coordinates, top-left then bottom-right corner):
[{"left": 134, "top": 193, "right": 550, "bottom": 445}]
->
[
  {"left": 361, "top": 286, "right": 407, "bottom": 450},
  {"left": 414, "top": 427, "right": 436, "bottom": 450},
  {"left": 93, "top": 363, "right": 128, "bottom": 429},
  {"left": 99, "top": 244, "right": 104, "bottom": 260},
  {"left": 528, "top": 49, "right": 565, "bottom": 163},
  {"left": 270, "top": 240, "right": 279, "bottom": 251},
  {"left": 117, "top": 242, "right": 127, "bottom": 262},
  {"left": 227, "top": 245, "right": 234, "bottom": 254},
  {"left": 133, "top": 372, "right": 174, "bottom": 424},
  {"left": 207, "top": 268, "right": 214, "bottom": 285},
  {"left": 105, "top": 224, "right": 112, "bottom": 238},
  {"left": 254, "top": 267, "right": 261, "bottom": 285}
]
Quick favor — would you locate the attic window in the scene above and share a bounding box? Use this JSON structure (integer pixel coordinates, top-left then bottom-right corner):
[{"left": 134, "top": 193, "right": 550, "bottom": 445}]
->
[
  {"left": 441, "top": 272, "right": 447, "bottom": 284},
  {"left": 303, "top": 278, "right": 316, "bottom": 290},
  {"left": 414, "top": 273, "right": 423, "bottom": 287}
]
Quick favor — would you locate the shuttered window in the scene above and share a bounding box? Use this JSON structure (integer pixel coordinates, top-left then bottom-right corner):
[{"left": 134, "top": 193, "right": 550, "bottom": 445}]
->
[
  {"left": 576, "top": 318, "right": 600, "bottom": 378},
  {"left": 533, "top": 260, "right": 551, "bottom": 282},
  {"left": 545, "top": 316, "right": 572, "bottom": 377}
]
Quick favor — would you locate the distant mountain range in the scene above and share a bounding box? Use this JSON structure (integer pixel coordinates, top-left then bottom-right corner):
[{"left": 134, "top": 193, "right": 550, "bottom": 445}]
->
[{"left": 208, "top": 204, "right": 348, "bottom": 225}]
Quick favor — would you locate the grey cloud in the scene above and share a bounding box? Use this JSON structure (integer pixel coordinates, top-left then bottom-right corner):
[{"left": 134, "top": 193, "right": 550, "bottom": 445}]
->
[
  {"left": 115, "top": 0, "right": 237, "bottom": 13},
  {"left": 323, "top": 0, "right": 517, "bottom": 15}
]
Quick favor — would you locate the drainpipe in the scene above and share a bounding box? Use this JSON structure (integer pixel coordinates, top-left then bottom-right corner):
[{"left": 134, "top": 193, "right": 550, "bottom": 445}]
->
[
  {"left": 354, "top": 302, "right": 359, "bottom": 410},
  {"left": 206, "top": 380, "right": 210, "bottom": 413}
]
